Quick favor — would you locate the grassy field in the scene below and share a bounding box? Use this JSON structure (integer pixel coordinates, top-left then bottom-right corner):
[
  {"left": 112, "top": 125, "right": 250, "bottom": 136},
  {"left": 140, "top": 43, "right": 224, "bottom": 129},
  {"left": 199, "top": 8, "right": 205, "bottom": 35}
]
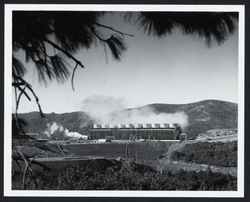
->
[
  {"left": 12, "top": 141, "right": 178, "bottom": 173},
  {"left": 64, "top": 141, "right": 177, "bottom": 162}
]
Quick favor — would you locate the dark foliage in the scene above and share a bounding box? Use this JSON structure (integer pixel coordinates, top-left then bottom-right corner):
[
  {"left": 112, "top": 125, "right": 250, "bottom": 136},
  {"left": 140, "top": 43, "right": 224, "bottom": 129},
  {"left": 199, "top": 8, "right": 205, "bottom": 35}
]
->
[
  {"left": 13, "top": 56, "right": 26, "bottom": 77},
  {"left": 13, "top": 11, "right": 238, "bottom": 84},
  {"left": 12, "top": 162, "right": 237, "bottom": 190},
  {"left": 170, "top": 141, "right": 237, "bottom": 167},
  {"left": 13, "top": 11, "right": 122, "bottom": 84},
  {"left": 106, "top": 34, "right": 127, "bottom": 60},
  {"left": 136, "top": 12, "right": 238, "bottom": 46},
  {"left": 12, "top": 115, "right": 27, "bottom": 138}
]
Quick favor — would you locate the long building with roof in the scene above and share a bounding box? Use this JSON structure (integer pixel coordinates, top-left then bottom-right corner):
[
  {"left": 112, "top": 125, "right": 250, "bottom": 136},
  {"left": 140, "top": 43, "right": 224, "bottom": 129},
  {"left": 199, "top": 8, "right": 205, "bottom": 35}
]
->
[{"left": 89, "top": 123, "right": 183, "bottom": 140}]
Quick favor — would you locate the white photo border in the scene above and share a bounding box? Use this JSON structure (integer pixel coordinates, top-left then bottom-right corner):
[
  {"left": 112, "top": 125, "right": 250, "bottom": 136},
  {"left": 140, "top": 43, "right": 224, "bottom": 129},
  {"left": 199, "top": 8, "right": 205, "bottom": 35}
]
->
[{"left": 4, "top": 4, "right": 245, "bottom": 197}]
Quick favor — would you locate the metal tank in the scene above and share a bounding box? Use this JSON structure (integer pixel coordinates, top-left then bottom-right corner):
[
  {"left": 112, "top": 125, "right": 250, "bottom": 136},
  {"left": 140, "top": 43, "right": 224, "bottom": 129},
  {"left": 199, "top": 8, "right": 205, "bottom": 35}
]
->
[
  {"left": 160, "top": 123, "right": 169, "bottom": 128},
  {"left": 137, "top": 124, "right": 143, "bottom": 128},
  {"left": 164, "top": 123, "right": 170, "bottom": 128},
  {"left": 104, "top": 124, "right": 110, "bottom": 128},
  {"left": 155, "top": 123, "right": 161, "bottom": 128},
  {"left": 173, "top": 123, "right": 179, "bottom": 128},
  {"left": 112, "top": 124, "right": 118, "bottom": 128},
  {"left": 129, "top": 124, "right": 135, "bottom": 128},
  {"left": 120, "top": 124, "right": 126, "bottom": 128},
  {"left": 96, "top": 124, "right": 102, "bottom": 128}
]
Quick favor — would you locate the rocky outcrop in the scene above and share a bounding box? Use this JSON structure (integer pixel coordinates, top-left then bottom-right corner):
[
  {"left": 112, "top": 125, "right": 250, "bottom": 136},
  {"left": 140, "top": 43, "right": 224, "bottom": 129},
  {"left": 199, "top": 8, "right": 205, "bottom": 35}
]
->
[{"left": 196, "top": 129, "right": 237, "bottom": 141}]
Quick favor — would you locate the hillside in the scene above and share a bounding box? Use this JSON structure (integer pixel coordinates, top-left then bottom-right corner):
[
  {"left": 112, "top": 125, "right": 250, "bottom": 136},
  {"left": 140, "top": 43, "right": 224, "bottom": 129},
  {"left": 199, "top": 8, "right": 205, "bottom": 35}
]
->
[
  {"left": 17, "top": 111, "right": 93, "bottom": 136},
  {"left": 146, "top": 100, "right": 238, "bottom": 139},
  {"left": 16, "top": 100, "right": 237, "bottom": 139}
]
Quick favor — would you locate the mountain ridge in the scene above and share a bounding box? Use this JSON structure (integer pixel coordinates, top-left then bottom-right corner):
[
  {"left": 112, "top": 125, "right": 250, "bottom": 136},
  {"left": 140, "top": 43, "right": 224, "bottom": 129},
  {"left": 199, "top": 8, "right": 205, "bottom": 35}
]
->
[{"left": 15, "top": 99, "right": 238, "bottom": 139}]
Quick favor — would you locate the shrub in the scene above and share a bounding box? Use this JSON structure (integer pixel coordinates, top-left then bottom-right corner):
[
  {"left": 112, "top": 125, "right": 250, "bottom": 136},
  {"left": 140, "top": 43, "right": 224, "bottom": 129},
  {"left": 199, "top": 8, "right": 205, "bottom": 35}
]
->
[
  {"left": 170, "top": 141, "right": 237, "bottom": 167},
  {"left": 12, "top": 161, "right": 237, "bottom": 191}
]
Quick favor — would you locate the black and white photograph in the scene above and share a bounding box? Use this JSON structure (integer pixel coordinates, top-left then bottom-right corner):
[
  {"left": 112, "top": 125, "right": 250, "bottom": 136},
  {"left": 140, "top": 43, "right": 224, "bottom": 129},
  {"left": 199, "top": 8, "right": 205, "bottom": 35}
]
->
[{"left": 4, "top": 4, "right": 244, "bottom": 197}]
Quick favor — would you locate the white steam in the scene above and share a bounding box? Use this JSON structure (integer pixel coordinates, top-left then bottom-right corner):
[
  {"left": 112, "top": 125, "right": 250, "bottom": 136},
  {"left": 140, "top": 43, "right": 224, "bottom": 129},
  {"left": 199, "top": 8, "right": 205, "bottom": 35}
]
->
[
  {"left": 44, "top": 122, "right": 88, "bottom": 139},
  {"left": 82, "top": 95, "right": 188, "bottom": 128}
]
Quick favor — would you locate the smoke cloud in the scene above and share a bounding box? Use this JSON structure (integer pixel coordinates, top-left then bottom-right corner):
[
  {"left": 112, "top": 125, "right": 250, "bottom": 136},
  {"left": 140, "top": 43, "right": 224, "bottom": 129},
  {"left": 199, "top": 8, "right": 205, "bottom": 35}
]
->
[
  {"left": 43, "top": 122, "right": 88, "bottom": 139},
  {"left": 81, "top": 95, "right": 188, "bottom": 128}
]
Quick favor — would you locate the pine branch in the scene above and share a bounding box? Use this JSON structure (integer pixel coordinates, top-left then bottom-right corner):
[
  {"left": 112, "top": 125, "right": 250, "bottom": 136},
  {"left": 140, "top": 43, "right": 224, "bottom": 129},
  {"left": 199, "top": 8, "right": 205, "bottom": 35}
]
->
[
  {"left": 13, "top": 82, "right": 26, "bottom": 138},
  {"left": 90, "top": 27, "right": 127, "bottom": 61},
  {"left": 94, "top": 22, "right": 134, "bottom": 37},
  {"left": 40, "top": 41, "right": 52, "bottom": 80},
  {"left": 13, "top": 74, "right": 45, "bottom": 118},
  {"left": 71, "top": 63, "right": 79, "bottom": 91},
  {"left": 12, "top": 81, "right": 26, "bottom": 87},
  {"left": 17, "top": 86, "right": 31, "bottom": 101},
  {"left": 15, "top": 148, "right": 37, "bottom": 189},
  {"left": 27, "top": 85, "right": 45, "bottom": 118},
  {"left": 12, "top": 81, "right": 32, "bottom": 101},
  {"left": 44, "top": 39, "right": 85, "bottom": 68},
  {"left": 17, "top": 85, "right": 30, "bottom": 108},
  {"left": 90, "top": 26, "right": 107, "bottom": 42},
  {"left": 13, "top": 159, "right": 23, "bottom": 174}
]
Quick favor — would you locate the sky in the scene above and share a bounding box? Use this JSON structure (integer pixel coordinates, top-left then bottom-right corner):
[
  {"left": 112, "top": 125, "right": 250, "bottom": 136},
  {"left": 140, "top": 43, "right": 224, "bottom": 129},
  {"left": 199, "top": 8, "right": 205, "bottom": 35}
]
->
[{"left": 13, "top": 12, "right": 239, "bottom": 113}]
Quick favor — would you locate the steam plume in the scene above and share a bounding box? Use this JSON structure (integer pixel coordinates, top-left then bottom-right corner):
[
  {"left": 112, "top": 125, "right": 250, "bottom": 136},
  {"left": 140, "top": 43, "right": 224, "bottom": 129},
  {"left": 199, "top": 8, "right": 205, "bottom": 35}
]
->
[
  {"left": 43, "top": 122, "right": 88, "bottom": 139},
  {"left": 81, "top": 95, "right": 188, "bottom": 128}
]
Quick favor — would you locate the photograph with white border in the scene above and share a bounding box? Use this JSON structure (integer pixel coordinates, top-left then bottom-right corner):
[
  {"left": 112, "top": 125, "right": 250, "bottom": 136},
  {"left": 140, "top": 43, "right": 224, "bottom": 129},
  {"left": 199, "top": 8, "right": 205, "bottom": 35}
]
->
[{"left": 4, "top": 4, "right": 245, "bottom": 197}]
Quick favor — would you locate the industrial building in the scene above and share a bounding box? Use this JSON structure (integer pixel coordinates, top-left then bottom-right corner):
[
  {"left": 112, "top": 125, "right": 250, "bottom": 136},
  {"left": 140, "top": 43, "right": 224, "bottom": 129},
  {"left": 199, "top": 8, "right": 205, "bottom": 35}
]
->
[{"left": 89, "top": 123, "right": 183, "bottom": 140}]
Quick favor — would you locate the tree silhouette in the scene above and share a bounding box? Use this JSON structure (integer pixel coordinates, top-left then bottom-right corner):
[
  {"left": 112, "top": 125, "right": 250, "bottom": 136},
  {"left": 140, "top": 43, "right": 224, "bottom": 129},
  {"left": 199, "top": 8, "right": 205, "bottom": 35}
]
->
[{"left": 12, "top": 11, "right": 238, "bottom": 116}]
